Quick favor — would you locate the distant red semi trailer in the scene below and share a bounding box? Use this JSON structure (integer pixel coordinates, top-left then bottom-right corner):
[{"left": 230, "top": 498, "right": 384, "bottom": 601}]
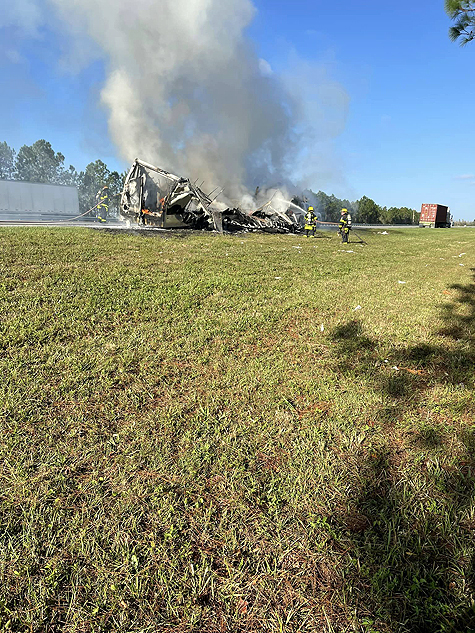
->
[{"left": 419, "top": 204, "right": 451, "bottom": 228}]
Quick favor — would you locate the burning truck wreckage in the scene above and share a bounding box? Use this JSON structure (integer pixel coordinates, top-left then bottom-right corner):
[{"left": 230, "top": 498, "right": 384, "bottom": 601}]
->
[{"left": 120, "top": 159, "right": 307, "bottom": 233}]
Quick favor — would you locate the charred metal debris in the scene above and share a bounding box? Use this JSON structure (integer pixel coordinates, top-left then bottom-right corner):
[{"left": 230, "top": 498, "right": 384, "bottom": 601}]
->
[{"left": 120, "top": 159, "right": 303, "bottom": 233}]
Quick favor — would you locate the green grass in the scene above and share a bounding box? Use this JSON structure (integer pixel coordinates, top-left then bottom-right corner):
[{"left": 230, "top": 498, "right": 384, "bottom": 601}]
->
[{"left": 0, "top": 226, "right": 474, "bottom": 632}]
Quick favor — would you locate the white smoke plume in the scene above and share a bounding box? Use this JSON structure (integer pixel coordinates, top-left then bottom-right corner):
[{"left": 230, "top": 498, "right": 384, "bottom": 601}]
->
[
  {"left": 43, "top": 0, "right": 299, "bottom": 200},
  {"left": 7, "top": 0, "right": 349, "bottom": 204}
]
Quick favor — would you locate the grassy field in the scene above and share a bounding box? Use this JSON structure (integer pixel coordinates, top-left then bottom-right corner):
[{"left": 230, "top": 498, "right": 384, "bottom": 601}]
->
[{"left": 0, "top": 225, "right": 474, "bottom": 633}]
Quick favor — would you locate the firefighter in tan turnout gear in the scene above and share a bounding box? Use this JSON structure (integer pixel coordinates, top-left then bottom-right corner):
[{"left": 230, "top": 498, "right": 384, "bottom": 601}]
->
[
  {"left": 304, "top": 206, "right": 317, "bottom": 237},
  {"left": 96, "top": 186, "right": 109, "bottom": 223}
]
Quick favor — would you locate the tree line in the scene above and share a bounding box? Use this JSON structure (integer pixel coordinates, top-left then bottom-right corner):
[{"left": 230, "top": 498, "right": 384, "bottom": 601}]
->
[
  {"left": 453, "top": 219, "right": 475, "bottom": 225},
  {"left": 293, "top": 191, "right": 419, "bottom": 225},
  {"left": 0, "top": 140, "right": 125, "bottom": 215}
]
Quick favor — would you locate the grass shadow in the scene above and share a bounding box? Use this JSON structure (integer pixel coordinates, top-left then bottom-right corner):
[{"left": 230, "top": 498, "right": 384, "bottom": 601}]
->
[{"left": 328, "top": 269, "right": 475, "bottom": 631}]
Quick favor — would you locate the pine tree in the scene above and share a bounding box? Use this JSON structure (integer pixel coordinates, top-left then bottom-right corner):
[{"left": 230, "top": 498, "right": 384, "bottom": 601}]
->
[{"left": 446, "top": 0, "right": 475, "bottom": 45}]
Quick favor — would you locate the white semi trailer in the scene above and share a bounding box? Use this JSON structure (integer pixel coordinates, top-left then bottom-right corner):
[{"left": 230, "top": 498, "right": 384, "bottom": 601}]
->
[{"left": 0, "top": 180, "right": 79, "bottom": 222}]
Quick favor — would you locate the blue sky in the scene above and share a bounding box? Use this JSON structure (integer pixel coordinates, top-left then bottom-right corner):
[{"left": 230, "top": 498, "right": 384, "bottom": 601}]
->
[{"left": 1, "top": 0, "right": 474, "bottom": 219}]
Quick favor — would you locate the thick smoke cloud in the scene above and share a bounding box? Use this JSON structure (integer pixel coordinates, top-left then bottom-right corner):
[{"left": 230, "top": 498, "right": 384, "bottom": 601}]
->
[
  {"left": 47, "top": 0, "right": 303, "bottom": 199},
  {"left": 5, "top": 0, "right": 349, "bottom": 202}
]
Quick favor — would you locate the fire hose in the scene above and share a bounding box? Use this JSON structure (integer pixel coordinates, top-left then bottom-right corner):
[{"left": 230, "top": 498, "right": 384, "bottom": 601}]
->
[
  {"left": 317, "top": 220, "right": 367, "bottom": 245},
  {"left": 39, "top": 195, "right": 120, "bottom": 224}
]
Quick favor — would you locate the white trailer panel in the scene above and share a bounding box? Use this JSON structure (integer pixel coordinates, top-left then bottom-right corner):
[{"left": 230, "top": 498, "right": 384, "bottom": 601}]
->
[{"left": 0, "top": 180, "right": 79, "bottom": 221}]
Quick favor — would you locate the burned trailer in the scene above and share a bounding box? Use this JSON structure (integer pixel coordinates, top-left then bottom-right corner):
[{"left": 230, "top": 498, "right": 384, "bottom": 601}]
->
[
  {"left": 219, "top": 206, "right": 300, "bottom": 233},
  {"left": 220, "top": 208, "right": 263, "bottom": 232},
  {"left": 120, "top": 158, "right": 302, "bottom": 233},
  {"left": 120, "top": 159, "right": 221, "bottom": 230},
  {"left": 251, "top": 201, "right": 300, "bottom": 233}
]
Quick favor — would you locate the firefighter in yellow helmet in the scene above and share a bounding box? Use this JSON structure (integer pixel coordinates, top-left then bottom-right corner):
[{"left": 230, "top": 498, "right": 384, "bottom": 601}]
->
[
  {"left": 95, "top": 186, "right": 109, "bottom": 223},
  {"left": 304, "top": 206, "right": 317, "bottom": 237},
  {"left": 338, "top": 208, "right": 351, "bottom": 243}
]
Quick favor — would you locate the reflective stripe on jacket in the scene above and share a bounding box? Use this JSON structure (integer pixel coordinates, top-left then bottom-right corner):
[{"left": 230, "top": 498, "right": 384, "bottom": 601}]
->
[
  {"left": 339, "top": 216, "right": 349, "bottom": 232},
  {"left": 304, "top": 212, "right": 316, "bottom": 229}
]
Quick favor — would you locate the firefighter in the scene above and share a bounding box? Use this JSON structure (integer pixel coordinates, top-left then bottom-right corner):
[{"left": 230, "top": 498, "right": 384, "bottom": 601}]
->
[
  {"left": 304, "top": 206, "right": 317, "bottom": 237},
  {"left": 96, "top": 186, "right": 109, "bottom": 223},
  {"left": 339, "top": 208, "right": 350, "bottom": 243}
]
